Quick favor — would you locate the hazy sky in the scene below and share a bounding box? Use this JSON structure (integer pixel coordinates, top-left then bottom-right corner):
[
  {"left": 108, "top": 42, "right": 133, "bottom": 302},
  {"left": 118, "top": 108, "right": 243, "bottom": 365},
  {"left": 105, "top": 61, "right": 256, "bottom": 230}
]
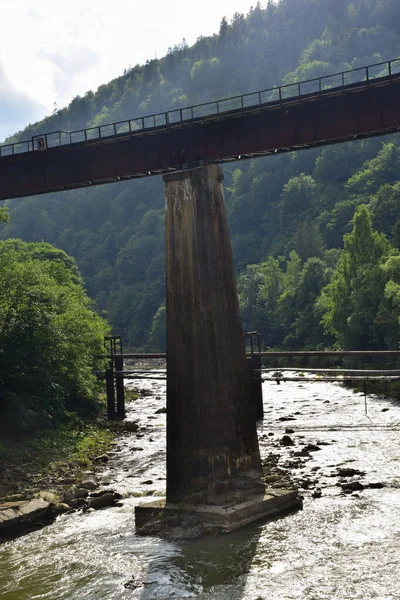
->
[{"left": 0, "top": 0, "right": 258, "bottom": 142}]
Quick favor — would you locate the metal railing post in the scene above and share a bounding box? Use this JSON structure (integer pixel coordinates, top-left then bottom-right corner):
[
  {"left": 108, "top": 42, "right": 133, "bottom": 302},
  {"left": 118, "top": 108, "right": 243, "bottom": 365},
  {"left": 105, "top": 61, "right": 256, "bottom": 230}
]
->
[
  {"left": 115, "top": 354, "right": 125, "bottom": 419},
  {"left": 105, "top": 359, "right": 116, "bottom": 420}
]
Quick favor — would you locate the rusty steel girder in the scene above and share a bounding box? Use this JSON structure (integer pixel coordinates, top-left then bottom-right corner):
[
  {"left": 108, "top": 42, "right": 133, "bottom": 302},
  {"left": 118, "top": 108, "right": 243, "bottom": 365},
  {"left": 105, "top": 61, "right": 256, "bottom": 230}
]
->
[{"left": 1, "top": 79, "right": 400, "bottom": 202}]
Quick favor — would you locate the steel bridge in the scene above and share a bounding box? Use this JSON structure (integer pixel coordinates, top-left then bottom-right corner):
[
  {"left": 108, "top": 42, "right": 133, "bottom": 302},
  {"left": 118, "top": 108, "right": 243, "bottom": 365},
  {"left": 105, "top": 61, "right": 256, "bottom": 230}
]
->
[{"left": 1, "top": 58, "right": 400, "bottom": 201}]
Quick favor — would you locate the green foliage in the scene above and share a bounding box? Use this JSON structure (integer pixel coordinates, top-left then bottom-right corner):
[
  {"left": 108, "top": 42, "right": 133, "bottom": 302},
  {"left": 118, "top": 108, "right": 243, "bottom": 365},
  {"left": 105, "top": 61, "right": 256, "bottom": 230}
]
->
[
  {"left": 319, "top": 206, "right": 398, "bottom": 348},
  {"left": 2, "top": 0, "right": 400, "bottom": 353},
  {"left": 0, "top": 240, "right": 110, "bottom": 433},
  {"left": 0, "top": 207, "right": 8, "bottom": 224}
]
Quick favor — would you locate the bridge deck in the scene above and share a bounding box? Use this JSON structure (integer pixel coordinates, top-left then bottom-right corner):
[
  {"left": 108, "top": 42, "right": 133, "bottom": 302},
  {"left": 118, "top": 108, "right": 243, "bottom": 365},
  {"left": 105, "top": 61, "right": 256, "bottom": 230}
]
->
[{"left": 1, "top": 58, "right": 400, "bottom": 201}]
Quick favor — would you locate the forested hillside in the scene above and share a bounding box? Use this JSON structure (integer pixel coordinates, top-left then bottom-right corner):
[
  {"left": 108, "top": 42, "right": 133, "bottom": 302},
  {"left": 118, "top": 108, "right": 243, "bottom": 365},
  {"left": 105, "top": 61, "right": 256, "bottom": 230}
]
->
[{"left": 2, "top": 0, "right": 400, "bottom": 350}]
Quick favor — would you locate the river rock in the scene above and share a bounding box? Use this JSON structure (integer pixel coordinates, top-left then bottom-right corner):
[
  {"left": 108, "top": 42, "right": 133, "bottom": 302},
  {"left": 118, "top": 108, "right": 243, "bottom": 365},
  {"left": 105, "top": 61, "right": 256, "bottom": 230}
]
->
[
  {"left": 303, "top": 444, "right": 321, "bottom": 452},
  {"left": 81, "top": 474, "right": 98, "bottom": 491},
  {"left": 336, "top": 468, "right": 365, "bottom": 478},
  {"left": 59, "top": 477, "right": 76, "bottom": 485},
  {"left": 299, "top": 478, "right": 311, "bottom": 488},
  {"left": 73, "top": 487, "right": 89, "bottom": 499},
  {"left": 155, "top": 407, "right": 167, "bottom": 414},
  {"left": 87, "top": 491, "right": 118, "bottom": 510},
  {"left": 366, "top": 482, "right": 385, "bottom": 489},
  {"left": 280, "top": 435, "right": 294, "bottom": 446},
  {"left": 293, "top": 449, "right": 309, "bottom": 457},
  {"left": 125, "top": 421, "right": 139, "bottom": 432},
  {"left": 36, "top": 491, "right": 58, "bottom": 503},
  {"left": 93, "top": 454, "right": 109, "bottom": 464},
  {"left": 341, "top": 481, "right": 364, "bottom": 492},
  {"left": 312, "top": 488, "right": 322, "bottom": 498},
  {"left": 0, "top": 498, "right": 54, "bottom": 532},
  {"left": 124, "top": 576, "right": 143, "bottom": 591},
  {"left": 285, "top": 428, "right": 295, "bottom": 434}
]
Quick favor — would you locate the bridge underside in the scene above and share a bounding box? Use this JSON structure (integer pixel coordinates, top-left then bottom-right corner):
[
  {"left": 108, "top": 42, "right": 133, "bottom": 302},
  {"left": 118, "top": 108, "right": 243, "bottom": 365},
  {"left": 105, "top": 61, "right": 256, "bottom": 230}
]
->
[{"left": 1, "top": 78, "right": 400, "bottom": 201}]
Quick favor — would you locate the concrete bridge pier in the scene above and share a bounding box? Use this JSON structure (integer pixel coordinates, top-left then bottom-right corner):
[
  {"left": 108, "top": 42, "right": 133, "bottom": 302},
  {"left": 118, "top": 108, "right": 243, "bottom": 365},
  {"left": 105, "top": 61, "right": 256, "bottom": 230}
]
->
[{"left": 135, "top": 164, "right": 299, "bottom": 533}]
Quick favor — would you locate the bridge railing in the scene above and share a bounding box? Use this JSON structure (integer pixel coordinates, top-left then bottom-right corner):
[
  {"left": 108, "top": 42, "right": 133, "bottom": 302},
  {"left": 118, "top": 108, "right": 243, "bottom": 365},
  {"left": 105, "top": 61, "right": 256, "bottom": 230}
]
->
[{"left": 1, "top": 57, "right": 400, "bottom": 160}]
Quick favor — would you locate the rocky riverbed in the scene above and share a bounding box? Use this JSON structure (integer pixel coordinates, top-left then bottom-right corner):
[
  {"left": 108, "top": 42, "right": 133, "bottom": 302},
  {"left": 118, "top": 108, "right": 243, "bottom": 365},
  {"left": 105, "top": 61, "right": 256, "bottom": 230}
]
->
[{"left": 0, "top": 372, "right": 399, "bottom": 599}]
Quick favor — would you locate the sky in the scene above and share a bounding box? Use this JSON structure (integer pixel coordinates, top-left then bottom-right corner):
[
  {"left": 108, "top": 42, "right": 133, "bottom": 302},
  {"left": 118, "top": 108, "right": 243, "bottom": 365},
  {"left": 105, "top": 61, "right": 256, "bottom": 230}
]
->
[{"left": 0, "top": 0, "right": 258, "bottom": 142}]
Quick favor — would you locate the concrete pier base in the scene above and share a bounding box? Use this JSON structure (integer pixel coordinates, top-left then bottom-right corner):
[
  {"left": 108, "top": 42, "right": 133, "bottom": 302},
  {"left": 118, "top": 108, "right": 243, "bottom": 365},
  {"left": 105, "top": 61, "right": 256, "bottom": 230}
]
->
[
  {"left": 135, "top": 164, "right": 300, "bottom": 535},
  {"left": 135, "top": 489, "right": 301, "bottom": 534}
]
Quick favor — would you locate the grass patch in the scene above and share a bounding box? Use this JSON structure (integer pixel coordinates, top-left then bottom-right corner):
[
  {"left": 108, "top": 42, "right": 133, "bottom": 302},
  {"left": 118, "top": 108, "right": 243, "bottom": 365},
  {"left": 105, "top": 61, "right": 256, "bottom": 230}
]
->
[{"left": 0, "top": 417, "right": 116, "bottom": 490}]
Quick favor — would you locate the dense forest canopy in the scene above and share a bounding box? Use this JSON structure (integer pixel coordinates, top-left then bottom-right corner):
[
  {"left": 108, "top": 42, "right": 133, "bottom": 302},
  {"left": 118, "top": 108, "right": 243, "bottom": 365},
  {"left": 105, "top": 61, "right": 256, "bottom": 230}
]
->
[{"left": 2, "top": 0, "right": 400, "bottom": 351}]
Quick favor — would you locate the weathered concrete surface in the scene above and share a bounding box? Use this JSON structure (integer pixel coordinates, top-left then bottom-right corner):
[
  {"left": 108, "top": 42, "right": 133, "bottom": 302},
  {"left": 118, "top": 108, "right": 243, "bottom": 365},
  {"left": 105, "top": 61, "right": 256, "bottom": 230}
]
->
[
  {"left": 163, "top": 164, "right": 262, "bottom": 506},
  {"left": 136, "top": 489, "right": 301, "bottom": 534},
  {"left": 0, "top": 498, "right": 54, "bottom": 533}
]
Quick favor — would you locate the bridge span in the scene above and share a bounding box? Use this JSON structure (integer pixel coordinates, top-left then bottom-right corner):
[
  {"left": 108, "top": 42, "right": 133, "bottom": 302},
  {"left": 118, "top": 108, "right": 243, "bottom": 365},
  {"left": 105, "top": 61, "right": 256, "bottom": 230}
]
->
[{"left": 1, "top": 58, "right": 400, "bottom": 202}]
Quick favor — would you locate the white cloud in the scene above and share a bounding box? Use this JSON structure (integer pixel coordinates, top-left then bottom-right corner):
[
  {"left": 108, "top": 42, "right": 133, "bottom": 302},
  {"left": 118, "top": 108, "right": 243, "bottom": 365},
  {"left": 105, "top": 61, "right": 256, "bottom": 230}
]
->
[
  {"left": 0, "top": 0, "right": 256, "bottom": 141},
  {"left": 0, "top": 61, "right": 46, "bottom": 141}
]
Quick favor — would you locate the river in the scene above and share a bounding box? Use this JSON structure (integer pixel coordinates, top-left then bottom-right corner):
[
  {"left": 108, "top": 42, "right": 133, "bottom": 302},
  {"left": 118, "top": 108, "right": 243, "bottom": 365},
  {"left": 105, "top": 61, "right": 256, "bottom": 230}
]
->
[{"left": 0, "top": 373, "right": 399, "bottom": 600}]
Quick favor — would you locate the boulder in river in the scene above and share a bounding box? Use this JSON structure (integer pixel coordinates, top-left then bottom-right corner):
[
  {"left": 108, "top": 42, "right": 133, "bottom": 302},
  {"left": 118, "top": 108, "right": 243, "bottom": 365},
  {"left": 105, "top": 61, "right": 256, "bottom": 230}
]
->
[
  {"left": 125, "top": 421, "right": 139, "bottom": 432},
  {"left": 80, "top": 473, "right": 98, "bottom": 491},
  {"left": 280, "top": 435, "right": 294, "bottom": 446},
  {"left": 87, "top": 490, "right": 119, "bottom": 510},
  {"left": 73, "top": 487, "right": 90, "bottom": 500},
  {"left": 0, "top": 498, "right": 55, "bottom": 533},
  {"left": 340, "top": 481, "right": 364, "bottom": 492},
  {"left": 303, "top": 444, "right": 321, "bottom": 453},
  {"left": 336, "top": 468, "right": 365, "bottom": 478}
]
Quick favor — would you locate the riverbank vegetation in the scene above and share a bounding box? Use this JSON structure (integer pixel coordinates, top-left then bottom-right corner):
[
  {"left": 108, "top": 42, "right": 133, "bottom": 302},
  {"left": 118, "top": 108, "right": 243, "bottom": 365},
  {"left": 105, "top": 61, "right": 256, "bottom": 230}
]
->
[
  {"left": 0, "top": 229, "right": 113, "bottom": 480},
  {"left": 2, "top": 0, "right": 400, "bottom": 356}
]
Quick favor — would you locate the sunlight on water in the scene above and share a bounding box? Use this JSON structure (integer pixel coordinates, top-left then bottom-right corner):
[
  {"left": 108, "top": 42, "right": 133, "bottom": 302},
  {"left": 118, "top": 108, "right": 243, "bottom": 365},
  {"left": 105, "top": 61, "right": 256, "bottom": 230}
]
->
[{"left": 1, "top": 375, "right": 399, "bottom": 600}]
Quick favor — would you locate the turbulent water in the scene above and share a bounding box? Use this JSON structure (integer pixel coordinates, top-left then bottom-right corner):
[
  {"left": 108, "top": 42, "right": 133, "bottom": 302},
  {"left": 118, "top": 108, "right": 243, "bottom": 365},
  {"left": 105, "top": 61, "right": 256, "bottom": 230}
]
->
[{"left": 1, "top": 373, "right": 399, "bottom": 600}]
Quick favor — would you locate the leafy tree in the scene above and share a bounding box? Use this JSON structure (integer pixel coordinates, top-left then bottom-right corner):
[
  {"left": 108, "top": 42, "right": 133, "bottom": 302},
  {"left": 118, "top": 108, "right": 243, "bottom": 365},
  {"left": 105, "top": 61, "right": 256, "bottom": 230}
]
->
[
  {"left": 319, "top": 206, "right": 393, "bottom": 348},
  {"left": 237, "top": 264, "right": 265, "bottom": 333},
  {"left": 288, "top": 219, "right": 325, "bottom": 261},
  {"left": 0, "top": 240, "right": 110, "bottom": 433},
  {"left": 147, "top": 304, "right": 166, "bottom": 351},
  {"left": 0, "top": 208, "right": 8, "bottom": 223}
]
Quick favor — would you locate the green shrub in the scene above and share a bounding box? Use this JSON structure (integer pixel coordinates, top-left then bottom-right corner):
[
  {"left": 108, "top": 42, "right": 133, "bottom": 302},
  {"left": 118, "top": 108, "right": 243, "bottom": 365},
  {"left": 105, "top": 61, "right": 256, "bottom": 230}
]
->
[{"left": 0, "top": 239, "right": 110, "bottom": 433}]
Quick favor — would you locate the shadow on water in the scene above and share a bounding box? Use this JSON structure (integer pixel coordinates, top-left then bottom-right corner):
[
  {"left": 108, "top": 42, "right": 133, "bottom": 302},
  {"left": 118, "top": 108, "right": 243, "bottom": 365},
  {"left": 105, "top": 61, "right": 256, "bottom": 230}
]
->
[
  {"left": 133, "top": 507, "right": 301, "bottom": 600},
  {"left": 131, "top": 525, "right": 262, "bottom": 599}
]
